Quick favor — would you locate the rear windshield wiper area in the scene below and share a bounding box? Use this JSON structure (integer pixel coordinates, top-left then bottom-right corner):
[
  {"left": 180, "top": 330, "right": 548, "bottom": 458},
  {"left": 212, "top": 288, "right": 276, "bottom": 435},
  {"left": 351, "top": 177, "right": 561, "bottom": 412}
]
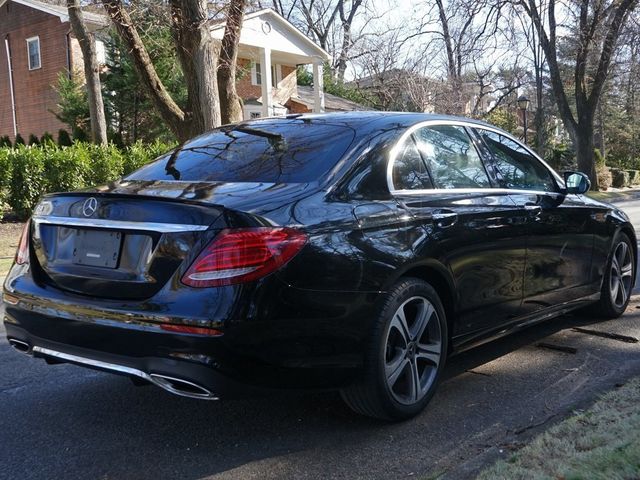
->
[{"left": 228, "top": 126, "right": 287, "bottom": 151}]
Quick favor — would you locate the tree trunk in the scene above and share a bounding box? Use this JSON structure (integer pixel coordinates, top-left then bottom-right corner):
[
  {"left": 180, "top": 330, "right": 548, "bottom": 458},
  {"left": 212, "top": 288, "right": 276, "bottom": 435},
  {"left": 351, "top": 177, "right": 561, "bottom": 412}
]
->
[
  {"left": 335, "top": 0, "right": 363, "bottom": 83},
  {"left": 102, "top": 0, "right": 189, "bottom": 141},
  {"left": 67, "top": 0, "right": 107, "bottom": 145},
  {"left": 575, "top": 123, "right": 599, "bottom": 191},
  {"left": 217, "top": 0, "right": 248, "bottom": 125},
  {"left": 170, "top": 0, "right": 221, "bottom": 133}
]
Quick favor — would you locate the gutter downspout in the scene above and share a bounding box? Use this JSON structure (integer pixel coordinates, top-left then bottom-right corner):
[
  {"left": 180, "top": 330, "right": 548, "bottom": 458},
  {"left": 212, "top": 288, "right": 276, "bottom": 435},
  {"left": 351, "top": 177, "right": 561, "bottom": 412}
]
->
[
  {"left": 65, "top": 27, "right": 72, "bottom": 78},
  {"left": 4, "top": 35, "right": 17, "bottom": 137}
]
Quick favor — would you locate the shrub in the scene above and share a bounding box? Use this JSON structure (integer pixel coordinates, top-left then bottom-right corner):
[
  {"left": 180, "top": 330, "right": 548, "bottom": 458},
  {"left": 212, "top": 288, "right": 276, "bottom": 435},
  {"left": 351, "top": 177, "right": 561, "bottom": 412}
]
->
[
  {"left": 40, "top": 132, "right": 54, "bottom": 145},
  {"left": 7, "top": 145, "right": 46, "bottom": 218},
  {"left": 123, "top": 140, "right": 173, "bottom": 176},
  {"left": 28, "top": 134, "right": 40, "bottom": 146},
  {"left": 44, "top": 143, "right": 90, "bottom": 193},
  {"left": 612, "top": 169, "right": 630, "bottom": 188},
  {"left": 0, "top": 148, "right": 11, "bottom": 218},
  {"left": 597, "top": 164, "right": 612, "bottom": 190},
  {"left": 627, "top": 170, "right": 640, "bottom": 186},
  {"left": 85, "top": 143, "right": 124, "bottom": 185},
  {"left": 0, "top": 136, "right": 11, "bottom": 148},
  {"left": 594, "top": 149, "right": 612, "bottom": 190},
  {"left": 0, "top": 141, "right": 175, "bottom": 220},
  {"left": 57, "top": 129, "right": 72, "bottom": 146},
  {"left": 14, "top": 133, "right": 25, "bottom": 145}
]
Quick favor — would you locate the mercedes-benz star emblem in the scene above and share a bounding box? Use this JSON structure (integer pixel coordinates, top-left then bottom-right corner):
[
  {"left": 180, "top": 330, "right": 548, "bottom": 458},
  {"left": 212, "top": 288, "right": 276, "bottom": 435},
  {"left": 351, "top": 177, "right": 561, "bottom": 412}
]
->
[{"left": 82, "top": 197, "right": 98, "bottom": 217}]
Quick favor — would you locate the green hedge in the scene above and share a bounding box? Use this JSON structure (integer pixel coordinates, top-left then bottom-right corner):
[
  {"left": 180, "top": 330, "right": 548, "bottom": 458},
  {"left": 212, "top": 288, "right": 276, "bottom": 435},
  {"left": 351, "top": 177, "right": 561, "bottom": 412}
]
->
[{"left": 0, "top": 141, "right": 175, "bottom": 220}]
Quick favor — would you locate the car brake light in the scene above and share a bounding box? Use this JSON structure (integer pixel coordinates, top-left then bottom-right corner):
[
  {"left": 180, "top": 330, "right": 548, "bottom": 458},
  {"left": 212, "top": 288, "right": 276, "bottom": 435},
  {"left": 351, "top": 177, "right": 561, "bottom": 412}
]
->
[
  {"left": 15, "top": 221, "right": 30, "bottom": 265},
  {"left": 182, "top": 227, "right": 307, "bottom": 287},
  {"left": 160, "top": 324, "right": 224, "bottom": 336}
]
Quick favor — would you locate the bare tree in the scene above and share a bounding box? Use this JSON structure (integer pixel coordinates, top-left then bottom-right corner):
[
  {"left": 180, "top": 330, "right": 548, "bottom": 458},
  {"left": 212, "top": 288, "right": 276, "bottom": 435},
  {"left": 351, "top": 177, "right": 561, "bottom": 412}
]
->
[
  {"left": 218, "top": 0, "right": 249, "bottom": 124},
  {"left": 102, "top": 0, "right": 250, "bottom": 140},
  {"left": 268, "top": 0, "right": 368, "bottom": 80},
  {"left": 519, "top": 0, "right": 638, "bottom": 188},
  {"left": 169, "top": 0, "right": 221, "bottom": 133},
  {"left": 67, "top": 0, "right": 108, "bottom": 144}
]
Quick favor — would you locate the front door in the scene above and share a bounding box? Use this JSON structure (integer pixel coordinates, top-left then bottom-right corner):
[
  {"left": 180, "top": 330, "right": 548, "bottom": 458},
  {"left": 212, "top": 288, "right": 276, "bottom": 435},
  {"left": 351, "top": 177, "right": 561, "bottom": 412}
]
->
[{"left": 473, "top": 128, "right": 595, "bottom": 314}]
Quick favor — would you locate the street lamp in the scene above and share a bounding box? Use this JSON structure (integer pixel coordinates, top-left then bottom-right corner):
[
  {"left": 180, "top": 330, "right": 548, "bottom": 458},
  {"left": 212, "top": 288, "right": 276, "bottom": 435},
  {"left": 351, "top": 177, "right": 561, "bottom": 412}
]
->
[{"left": 517, "top": 95, "right": 530, "bottom": 144}]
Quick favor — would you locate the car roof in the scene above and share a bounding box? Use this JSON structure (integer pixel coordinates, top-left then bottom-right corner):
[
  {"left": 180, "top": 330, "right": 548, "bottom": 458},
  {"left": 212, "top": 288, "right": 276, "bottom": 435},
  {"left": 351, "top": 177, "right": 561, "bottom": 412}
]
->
[{"left": 238, "top": 111, "right": 498, "bottom": 138}]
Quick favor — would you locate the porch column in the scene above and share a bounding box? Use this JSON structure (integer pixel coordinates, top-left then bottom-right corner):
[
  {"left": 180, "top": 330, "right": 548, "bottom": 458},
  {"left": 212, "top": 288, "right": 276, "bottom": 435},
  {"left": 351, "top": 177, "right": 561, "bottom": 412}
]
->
[
  {"left": 259, "top": 47, "right": 272, "bottom": 117},
  {"left": 313, "top": 60, "right": 325, "bottom": 113}
]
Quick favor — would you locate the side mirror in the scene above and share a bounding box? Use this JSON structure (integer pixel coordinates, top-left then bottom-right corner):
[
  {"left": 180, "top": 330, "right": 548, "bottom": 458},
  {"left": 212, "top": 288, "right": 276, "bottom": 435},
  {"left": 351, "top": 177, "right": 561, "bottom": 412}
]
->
[{"left": 564, "top": 171, "right": 591, "bottom": 194}]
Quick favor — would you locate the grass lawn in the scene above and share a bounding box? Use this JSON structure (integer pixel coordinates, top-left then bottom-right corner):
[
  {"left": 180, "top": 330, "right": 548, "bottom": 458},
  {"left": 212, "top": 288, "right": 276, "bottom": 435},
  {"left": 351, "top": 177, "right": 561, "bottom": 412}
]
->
[
  {"left": 477, "top": 378, "right": 640, "bottom": 480},
  {"left": 0, "top": 222, "right": 23, "bottom": 276}
]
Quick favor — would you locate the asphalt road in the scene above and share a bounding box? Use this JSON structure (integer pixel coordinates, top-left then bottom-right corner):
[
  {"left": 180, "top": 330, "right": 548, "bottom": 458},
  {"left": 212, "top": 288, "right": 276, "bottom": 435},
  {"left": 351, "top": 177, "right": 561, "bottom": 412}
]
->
[{"left": 2, "top": 198, "right": 640, "bottom": 480}]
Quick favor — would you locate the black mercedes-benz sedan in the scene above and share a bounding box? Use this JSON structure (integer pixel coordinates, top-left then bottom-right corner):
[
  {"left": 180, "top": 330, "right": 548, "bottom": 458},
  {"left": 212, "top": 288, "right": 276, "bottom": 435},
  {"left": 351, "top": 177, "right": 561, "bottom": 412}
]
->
[{"left": 3, "top": 112, "right": 636, "bottom": 420}]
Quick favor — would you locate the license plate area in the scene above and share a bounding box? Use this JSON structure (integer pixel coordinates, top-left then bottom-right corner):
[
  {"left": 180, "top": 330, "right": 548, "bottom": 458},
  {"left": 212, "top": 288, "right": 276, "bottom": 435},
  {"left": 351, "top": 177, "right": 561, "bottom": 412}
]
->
[{"left": 72, "top": 229, "right": 122, "bottom": 268}]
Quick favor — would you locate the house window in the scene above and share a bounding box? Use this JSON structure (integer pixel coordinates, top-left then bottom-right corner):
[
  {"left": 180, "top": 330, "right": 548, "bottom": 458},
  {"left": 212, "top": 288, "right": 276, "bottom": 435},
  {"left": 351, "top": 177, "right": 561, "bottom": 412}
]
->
[
  {"left": 253, "top": 63, "right": 277, "bottom": 86},
  {"left": 26, "top": 36, "right": 41, "bottom": 70},
  {"left": 250, "top": 112, "right": 261, "bottom": 119}
]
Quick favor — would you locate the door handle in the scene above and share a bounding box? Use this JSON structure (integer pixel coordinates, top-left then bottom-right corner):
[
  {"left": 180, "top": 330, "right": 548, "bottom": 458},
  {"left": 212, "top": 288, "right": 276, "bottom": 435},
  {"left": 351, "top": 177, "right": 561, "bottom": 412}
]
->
[
  {"left": 432, "top": 209, "right": 458, "bottom": 228},
  {"left": 524, "top": 204, "right": 542, "bottom": 221}
]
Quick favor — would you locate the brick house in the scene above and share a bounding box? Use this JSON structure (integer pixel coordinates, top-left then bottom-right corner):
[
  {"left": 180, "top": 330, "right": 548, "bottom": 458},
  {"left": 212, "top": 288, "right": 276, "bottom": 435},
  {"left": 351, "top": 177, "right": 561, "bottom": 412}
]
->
[
  {"left": 0, "top": 3, "right": 359, "bottom": 142},
  {"left": 0, "top": 0, "right": 107, "bottom": 141}
]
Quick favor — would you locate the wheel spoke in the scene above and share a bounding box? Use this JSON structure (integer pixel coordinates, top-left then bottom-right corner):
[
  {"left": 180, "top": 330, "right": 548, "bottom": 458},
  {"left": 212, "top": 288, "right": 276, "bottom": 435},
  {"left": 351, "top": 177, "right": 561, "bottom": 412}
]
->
[
  {"left": 416, "top": 343, "right": 441, "bottom": 367},
  {"left": 611, "top": 278, "right": 620, "bottom": 301},
  {"left": 411, "top": 301, "right": 433, "bottom": 342},
  {"left": 617, "top": 242, "right": 628, "bottom": 267},
  {"left": 408, "top": 359, "right": 420, "bottom": 402},
  {"left": 386, "top": 357, "right": 409, "bottom": 387},
  {"left": 391, "top": 308, "right": 411, "bottom": 344},
  {"left": 619, "top": 278, "right": 627, "bottom": 303},
  {"left": 612, "top": 255, "right": 620, "bottom": 274},
  {"left": 621, "top": 262, "right": 634, "bottom": 278}
]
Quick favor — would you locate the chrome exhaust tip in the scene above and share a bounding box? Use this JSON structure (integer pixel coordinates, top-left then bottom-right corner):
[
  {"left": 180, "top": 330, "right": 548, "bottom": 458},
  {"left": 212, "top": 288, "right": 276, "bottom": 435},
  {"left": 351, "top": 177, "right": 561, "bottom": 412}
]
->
[
  {"left": 8, "top": 338, "right": 31, "bottom": 354},
  {"left": 149, "top": 373, "right": 219, "bottom": 400}
]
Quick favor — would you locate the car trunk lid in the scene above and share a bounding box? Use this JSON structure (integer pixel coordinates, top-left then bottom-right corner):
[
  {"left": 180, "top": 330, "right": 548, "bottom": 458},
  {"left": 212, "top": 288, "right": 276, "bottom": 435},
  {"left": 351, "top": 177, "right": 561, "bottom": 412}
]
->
[{"left": 30, "top": 191, "right": 224, "bottom": 300}]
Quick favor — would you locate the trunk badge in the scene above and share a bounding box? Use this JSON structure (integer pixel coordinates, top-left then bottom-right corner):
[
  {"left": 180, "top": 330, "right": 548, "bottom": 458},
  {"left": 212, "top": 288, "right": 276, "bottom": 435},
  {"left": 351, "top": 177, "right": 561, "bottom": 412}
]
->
[{"left": 82, "top": 197, "right": 98, "bottom": 217}]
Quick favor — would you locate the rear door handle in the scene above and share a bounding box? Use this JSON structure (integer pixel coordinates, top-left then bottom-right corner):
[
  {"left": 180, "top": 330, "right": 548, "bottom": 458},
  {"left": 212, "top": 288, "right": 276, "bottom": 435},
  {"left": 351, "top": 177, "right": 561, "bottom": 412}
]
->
[
  {"left": 432, "top": 209, "right": 458, "bottom": 228},
  {"left": 524, "top": 204, "right": 542, "bottom": 221}
]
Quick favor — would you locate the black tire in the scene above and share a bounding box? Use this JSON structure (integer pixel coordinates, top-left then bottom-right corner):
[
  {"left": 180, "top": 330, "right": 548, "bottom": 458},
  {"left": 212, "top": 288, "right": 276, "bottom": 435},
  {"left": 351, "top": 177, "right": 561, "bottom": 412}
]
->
[
  {"left": 340, "top": 277, "right": 448, "bottom": 421},
  {"left": 591, "top": 232, "right": 635, "bottom": 319}
]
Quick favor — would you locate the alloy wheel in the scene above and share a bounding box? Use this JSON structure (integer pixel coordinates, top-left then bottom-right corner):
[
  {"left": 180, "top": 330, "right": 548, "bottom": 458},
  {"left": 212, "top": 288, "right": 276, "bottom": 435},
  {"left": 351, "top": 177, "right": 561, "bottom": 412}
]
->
[
  {"left": 384, "top": 296, "right": 442, "bottom": 405},
  {"left": 610, "top": 240, "right": 634, "bottom": 308}
]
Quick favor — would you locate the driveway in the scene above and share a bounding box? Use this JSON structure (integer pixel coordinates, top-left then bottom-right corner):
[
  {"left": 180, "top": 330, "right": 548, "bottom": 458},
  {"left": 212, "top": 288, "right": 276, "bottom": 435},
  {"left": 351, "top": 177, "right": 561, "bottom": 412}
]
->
[{"left": 1, "top": 197, "right": 640, "bottom": 480}]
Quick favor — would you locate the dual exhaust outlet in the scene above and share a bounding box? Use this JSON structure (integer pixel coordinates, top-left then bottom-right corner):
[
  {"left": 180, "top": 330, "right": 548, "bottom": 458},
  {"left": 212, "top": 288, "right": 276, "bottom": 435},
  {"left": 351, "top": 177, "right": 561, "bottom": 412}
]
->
[{"left": 7, "top": 338, "right": 218, "bottom": 401}]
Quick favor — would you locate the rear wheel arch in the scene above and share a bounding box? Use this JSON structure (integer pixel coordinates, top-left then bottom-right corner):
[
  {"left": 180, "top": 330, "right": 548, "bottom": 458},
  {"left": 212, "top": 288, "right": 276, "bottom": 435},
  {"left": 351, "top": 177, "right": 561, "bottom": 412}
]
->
[{"left": 390, "top": 263, "right": 457, "bottom": 345}]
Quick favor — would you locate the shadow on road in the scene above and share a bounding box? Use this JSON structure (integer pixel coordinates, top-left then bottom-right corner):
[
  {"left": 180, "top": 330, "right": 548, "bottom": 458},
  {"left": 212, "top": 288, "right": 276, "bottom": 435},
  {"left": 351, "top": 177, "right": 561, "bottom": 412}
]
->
[{"left": 2, "top": 306, "right": 637, "bottom": 480}]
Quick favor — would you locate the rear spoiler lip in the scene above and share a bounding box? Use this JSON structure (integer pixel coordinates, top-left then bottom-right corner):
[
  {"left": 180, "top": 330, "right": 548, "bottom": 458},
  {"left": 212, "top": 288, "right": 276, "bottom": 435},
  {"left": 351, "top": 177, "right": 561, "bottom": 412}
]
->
[
  {"left": 41, "top": 190, "right": 224, "bottom": 210},
  {"left": 32, "top": 215, "right": 210, "bottom": 233}
]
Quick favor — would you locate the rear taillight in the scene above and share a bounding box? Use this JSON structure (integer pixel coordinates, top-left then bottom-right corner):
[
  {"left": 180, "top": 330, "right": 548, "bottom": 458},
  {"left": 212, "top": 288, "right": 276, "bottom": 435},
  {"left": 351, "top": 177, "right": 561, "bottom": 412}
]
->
[
  {"left": 182, "top": 227, "right": 307, "bottom": 287},
  {"left": 15, "top": 220, "right": 30, "bottom": 265}
]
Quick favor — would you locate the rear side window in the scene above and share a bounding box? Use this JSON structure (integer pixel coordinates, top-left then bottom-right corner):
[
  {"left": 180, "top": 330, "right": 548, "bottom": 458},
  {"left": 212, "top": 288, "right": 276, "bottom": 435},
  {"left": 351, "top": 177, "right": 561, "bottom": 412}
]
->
[
  {"left": 392, "top": 136, "right": 433, "bottom": 190},
  {"left": 413, "top": 125, "right": 491, "bottom": 189},
  {"left": 127, "top": 120, "right": 355, "bottom": 183},
  {"left": 476, "top": 129, "right": 556, "bottom": 192}
]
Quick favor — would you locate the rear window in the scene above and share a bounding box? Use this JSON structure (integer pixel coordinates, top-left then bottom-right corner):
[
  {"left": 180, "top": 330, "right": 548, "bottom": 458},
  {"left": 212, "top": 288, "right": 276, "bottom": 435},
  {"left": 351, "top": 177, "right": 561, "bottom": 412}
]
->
[{"left": 126, "top": 120, "right": 356, "bottom": 183}]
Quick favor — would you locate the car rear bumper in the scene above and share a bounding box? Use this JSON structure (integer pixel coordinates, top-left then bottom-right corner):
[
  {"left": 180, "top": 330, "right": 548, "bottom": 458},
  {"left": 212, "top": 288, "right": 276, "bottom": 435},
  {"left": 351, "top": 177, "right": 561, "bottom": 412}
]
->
[
  {"left": 3, "top": 280, "right": 378, "bottom": 397},
  {"left": 3, "top": 317, "right": 256, "bottom": 400}
]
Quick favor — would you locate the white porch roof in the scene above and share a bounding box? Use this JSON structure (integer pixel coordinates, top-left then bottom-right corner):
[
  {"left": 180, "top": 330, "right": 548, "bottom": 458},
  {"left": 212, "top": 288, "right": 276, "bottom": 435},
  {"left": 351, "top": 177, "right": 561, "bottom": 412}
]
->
[{"left": 210, "top": 8, "right": 330, "bottom": 65}]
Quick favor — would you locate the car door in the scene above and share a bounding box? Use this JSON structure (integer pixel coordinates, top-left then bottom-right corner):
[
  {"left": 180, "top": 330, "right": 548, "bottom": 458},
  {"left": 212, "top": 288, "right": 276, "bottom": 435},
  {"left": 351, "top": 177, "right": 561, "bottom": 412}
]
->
[
  {"left": 473, "top": 128, "right": 596, "bottom": 315},
  {"left": 390, "top": 123, "right": 528, "bottom": 339}
]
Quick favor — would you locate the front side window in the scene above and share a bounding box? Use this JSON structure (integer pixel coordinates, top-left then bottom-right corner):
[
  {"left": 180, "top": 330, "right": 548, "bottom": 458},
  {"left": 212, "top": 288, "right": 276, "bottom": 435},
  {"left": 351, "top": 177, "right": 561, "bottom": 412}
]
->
[
  {"left": 413, "top": 125, "right": 491, "bottom": 189},
  {"left": 392, "top": 136, "right": 433, "bottom": 190},
  {"left": 476, "top": 129, "right": 556, "bottom": 192},
  {"left": 26, "top": 37, "right": 41, "bottom": 70}
]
